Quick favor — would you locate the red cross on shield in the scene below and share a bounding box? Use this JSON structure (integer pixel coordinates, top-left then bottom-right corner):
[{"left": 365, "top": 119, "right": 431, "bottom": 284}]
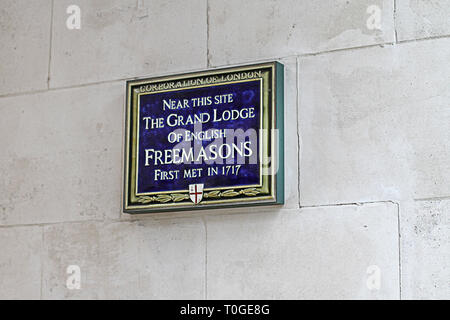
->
[{"left": 189, "top": 184, "right": 204, "bottom": 204}]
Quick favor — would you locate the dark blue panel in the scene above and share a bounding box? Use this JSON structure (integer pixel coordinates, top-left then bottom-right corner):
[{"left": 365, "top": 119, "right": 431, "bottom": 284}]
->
[{"left": 137, "top": 80, "right": 261, "bottom": 194}]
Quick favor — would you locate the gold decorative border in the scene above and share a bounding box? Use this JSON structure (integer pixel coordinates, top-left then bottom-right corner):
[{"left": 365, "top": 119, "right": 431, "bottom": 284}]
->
[{"left": 136, "top": 187, "right": 261, "bottom": 204}]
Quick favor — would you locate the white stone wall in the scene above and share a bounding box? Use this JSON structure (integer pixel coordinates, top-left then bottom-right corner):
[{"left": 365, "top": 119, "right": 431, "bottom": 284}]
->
[{"left": 0, "top": 0, "right": 448, "bottom": 299}]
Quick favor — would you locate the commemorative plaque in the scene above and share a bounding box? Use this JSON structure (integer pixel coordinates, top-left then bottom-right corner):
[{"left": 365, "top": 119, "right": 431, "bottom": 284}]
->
[{"left": 123, "top": 62, "right": 284, "bottom": 213}]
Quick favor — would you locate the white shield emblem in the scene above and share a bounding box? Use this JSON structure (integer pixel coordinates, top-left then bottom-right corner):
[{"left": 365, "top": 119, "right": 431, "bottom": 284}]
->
[{"left": 189, "top": 184, "right": 204, "bottom": 204}]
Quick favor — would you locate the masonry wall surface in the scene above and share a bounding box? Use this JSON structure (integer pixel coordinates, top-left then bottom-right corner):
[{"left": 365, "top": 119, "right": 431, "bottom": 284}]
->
[{"left": 0, "top": 0, "right": 448, "bottom": 299}]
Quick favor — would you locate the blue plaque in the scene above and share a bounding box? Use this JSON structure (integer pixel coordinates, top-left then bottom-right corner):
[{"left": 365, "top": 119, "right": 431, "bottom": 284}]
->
[{"left": 124, "top": 62, "right": 284, "bottom": 213}]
